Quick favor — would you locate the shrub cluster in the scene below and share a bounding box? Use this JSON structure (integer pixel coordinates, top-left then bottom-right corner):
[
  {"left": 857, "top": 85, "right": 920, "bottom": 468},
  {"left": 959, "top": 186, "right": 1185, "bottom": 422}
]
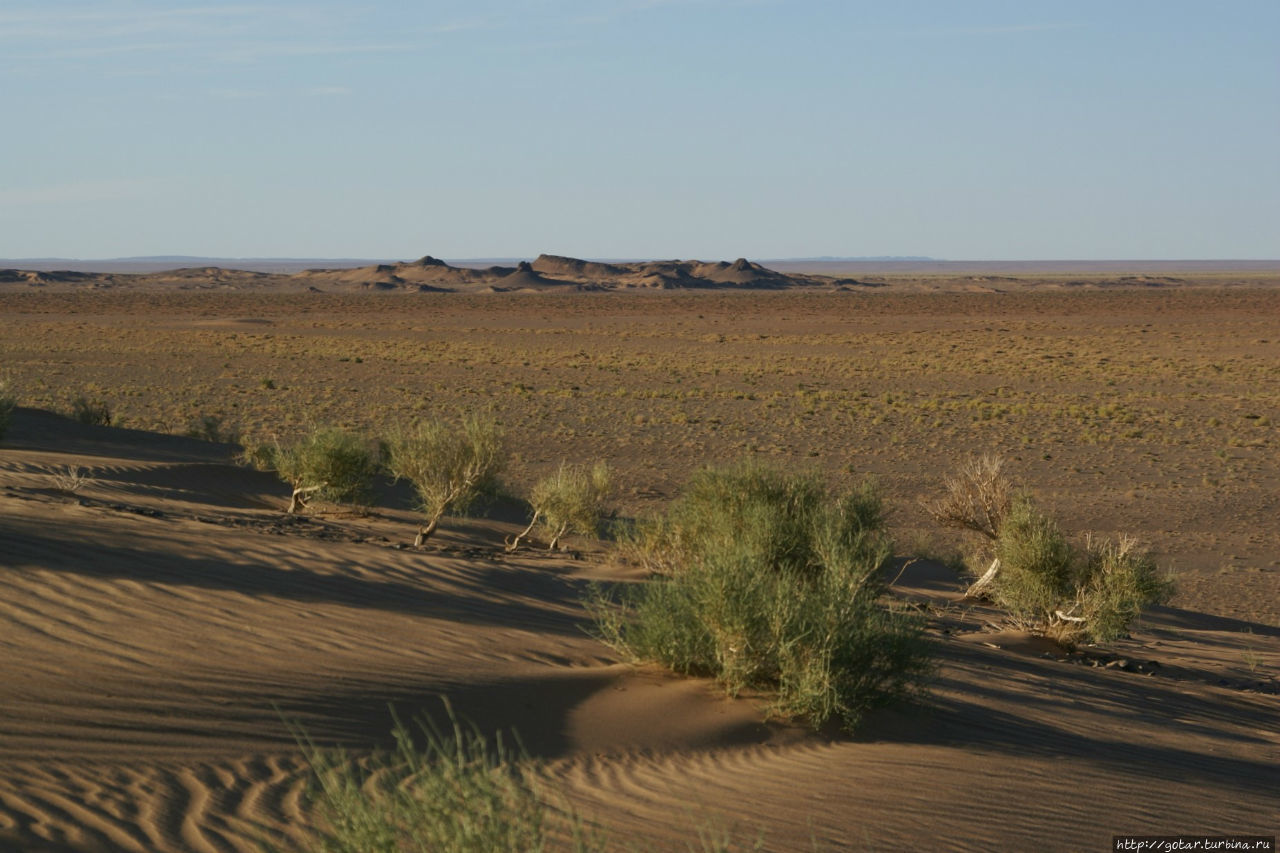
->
[
  {"left": 589, "top": 463, "right": 933, "bottom": 732},
  {"left": 993, "top": 497, "right": 1174, "bottom": 644},
  {"left": 927, "top": 457, "right": 1174, "bottom": 645},
  {"left": 246, "top": 415, "right": 505, "bottom": 545}
]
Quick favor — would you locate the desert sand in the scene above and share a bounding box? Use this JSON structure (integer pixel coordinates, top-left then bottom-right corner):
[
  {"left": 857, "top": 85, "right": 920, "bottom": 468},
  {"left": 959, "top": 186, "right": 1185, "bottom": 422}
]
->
[{"left": 0, "top": 268, "right": 1277, "bottom": 851}]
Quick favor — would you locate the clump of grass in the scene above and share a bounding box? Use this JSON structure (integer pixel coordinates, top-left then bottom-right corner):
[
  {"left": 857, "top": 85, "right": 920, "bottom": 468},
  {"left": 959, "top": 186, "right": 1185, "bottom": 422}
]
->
[
  {"left": 264, "top": 426, "right": 380, "bottom": 514},
  {"left": 70, "top": 394, "right": 113, "bottom": 427},
  {"left": 386, "top": 414, "right": 503, "bottom": 546},
  {"left": 507, "top": 461, "right": 612, "bottom": 552},
  {"left": 588, "top": 463, "right": 933, "bottom": 733},
  {"left": 292, "top": 704, "right": 563, "bottom": 853}
]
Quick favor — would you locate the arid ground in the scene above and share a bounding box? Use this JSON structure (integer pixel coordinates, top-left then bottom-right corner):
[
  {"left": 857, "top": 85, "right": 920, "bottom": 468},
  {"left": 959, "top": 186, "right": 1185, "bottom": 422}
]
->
[{"left": 1, "top": 273, "right": 1277, "bottom": 850}]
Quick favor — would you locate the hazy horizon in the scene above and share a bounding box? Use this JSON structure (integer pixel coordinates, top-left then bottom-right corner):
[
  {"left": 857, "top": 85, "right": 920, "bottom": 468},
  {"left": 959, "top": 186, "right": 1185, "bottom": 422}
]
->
[{"left": 3, "top": 2, "right": 1277, "bottom": 260}]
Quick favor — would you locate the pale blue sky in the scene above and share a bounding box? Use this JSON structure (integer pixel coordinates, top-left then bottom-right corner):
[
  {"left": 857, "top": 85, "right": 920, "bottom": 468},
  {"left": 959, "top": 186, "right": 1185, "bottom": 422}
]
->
[{"left": 2, "top": 1, "right": 1276, "bottom": 260}]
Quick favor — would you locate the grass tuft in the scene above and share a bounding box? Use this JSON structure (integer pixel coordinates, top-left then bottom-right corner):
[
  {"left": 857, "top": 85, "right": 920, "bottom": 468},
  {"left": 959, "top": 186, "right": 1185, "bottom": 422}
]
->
[{"left": 290, "top": 703, "right": 558, "bottom": 853}]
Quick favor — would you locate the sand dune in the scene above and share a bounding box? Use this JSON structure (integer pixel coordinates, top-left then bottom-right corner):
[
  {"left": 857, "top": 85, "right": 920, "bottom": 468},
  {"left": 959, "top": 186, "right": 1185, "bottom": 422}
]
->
[{"left": 0, "top": 409, "right": 1276, "bottom": 851}]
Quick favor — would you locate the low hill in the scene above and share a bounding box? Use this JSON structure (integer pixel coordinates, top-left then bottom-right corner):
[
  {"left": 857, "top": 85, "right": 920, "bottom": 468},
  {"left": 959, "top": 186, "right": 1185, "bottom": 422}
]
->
[{"left": 0, "top": 253, "right": 874, "bottom": 293}]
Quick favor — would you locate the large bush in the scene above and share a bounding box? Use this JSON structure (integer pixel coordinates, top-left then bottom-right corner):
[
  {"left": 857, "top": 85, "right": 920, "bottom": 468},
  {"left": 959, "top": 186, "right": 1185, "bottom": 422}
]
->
[
  {"left": 386, "top": 414, "right": 503, "bottom": 546},
  {"left": 589, "top": 463, "right": 932, "bottom": 733},
  {"left": 268, "top": 427, "right": 380, "bottom": 514}
]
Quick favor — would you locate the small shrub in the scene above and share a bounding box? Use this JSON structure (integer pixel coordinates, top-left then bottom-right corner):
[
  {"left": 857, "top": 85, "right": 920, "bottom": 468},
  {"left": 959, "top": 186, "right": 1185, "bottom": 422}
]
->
[
  {"left": 269, "top": 427, "right": 379, "bottom": 514},
  {"left": 386, "top": 414, "right": 503, "bottom": 546},
  {"left": 921, "top": 454, "right": 1011, "bottom": 541},
  {"left": 70, "top": 394, "right": 112, "bottom": 427},
  {"left": 992, "top": 497, "right": 1075, "bottom": 624},
  {"left": 238, "top": 438, "right": 278, "bottom": 472},
  {"left": 508, "top": 461, "right": 611, "bottom": 551},
  {"left": 928, "top": 457, "right": 1173, "bottom": 644},
  {"left": 1075, "top": 536, "right": 1175, "bottom": 642},
  {"left": 51, "top": 464, "right": 94, "bottom": 495},
  {"left": 588, "top": 463, "right": 932, "bottom": 732},
  {"left": 982, "top": 495, "right": 1173, "bottom": 645},
  {"left": 185, "top": 413, "right": 240, "bottom": 444}
]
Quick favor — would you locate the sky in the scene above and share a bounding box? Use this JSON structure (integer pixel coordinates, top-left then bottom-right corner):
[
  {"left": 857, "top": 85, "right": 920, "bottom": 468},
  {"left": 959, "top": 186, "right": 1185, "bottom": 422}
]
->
[{"left": 1, "top": 1, "right": 1277, "bottom": 260}]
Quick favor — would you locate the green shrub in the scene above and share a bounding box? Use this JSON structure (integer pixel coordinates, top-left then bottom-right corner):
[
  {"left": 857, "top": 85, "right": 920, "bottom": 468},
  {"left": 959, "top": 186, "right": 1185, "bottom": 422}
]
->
[
  {"left": 508, "top": 461, "right": 611, "bottom": 551},
  {"left": 386, "top": 414, "right": 503, "bottom": 546},
  {"left": 1076, "top": 536, "right": 1175, "bottom": 642},
  {"left": 70, "top": 394, "right": 112, "bottom": 426},
  {"left": 992, "top": 497, "right": 1075, "bottom": 623},
  {"left": 293, "top": 705, "right": 560, "bottom": 853},
  {"left": 928, "top": 459, "right": 1174, "bottom": 645},
  {"left": 988, "top": 497, "right": 1173, "bottom": 645},
  {"left": 269, "top": 427, "right": 379, "bottom": 514},
  {"left": 239, "top": 438, "right": 278, "bottom": 472},
  {"left": 588, "top": 463, "right": 932, "bottom": 732}
]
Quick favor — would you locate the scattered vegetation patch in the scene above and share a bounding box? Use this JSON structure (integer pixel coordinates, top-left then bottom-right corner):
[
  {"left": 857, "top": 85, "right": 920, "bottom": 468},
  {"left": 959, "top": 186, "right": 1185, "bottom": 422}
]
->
[
  {"left": 588, "top": 463, "right": 933, "bottom": 732},
  {"left": 50, "top": 464, "right": 94, "bottom": 495},
  {"left": 386, "top": 414, "right": 504, "bottom": 546},
  {"left": 928, "top": 456, "right": 1175, "bottom": 645},
  {"left": 290, "top": 705, "right": 576, "bottom": 853}
]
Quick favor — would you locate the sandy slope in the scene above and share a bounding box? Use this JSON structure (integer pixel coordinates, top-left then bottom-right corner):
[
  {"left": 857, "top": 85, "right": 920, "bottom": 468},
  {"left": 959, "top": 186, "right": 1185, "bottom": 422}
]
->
[{"left": 0, "top": 410, "right": 1276, "bottom": 852}]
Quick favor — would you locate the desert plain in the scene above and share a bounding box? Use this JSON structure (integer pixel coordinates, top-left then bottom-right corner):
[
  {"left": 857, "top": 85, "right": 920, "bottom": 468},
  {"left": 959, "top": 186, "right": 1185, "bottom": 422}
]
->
[{"left": 0, "top": 261, "right": 1277, "bottom": 851}]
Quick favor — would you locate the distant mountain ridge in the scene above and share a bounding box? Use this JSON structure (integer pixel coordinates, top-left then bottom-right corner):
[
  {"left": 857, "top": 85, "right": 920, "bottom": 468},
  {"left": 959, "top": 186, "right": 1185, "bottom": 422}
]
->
[{"left": 0, "top": 253, "right": 878, "bottom": 292}]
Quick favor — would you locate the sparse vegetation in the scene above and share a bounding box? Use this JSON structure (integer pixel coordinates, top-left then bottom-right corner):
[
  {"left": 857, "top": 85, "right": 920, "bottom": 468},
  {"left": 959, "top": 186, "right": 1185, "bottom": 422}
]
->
[
  {"left": 929, "top": 457, "right": 1175, "bottom": 645},
  {"left": 266, "top": 426, "right": 380, "bottom": 514},
  {"left": 185, "top": 413, "right": 240, "bottom": 444},
  {"left": 291, "top": 704, "right": 570, "bottom": 853},
  {"left": 588, "top": 463, "right": 933, "bottom": 732},
  {"left": 507, "top": 461, "right": 611, "bottom": 552},
  {"left": 70, "top": 394, "right": 112, "bottom": 427},
  {"left": 386, "top": 414, "right": 503, "bottom": 546}
]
